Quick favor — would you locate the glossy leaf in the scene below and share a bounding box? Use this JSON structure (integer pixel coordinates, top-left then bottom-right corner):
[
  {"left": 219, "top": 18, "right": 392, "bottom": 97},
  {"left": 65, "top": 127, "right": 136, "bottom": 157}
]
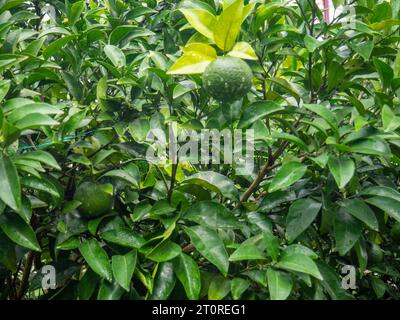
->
[
  {"left": 340, "top": 199, "right": 379, "bottom": 231},
  {"left": 328, "top": 157, "right": 355, "bottom": 189},
  {"left": 286, "top": 199, "right": 321, "bottom": 242},
  {"left": 0, "top": 212, "right": 41, "bottom": 251},
  {"left": 267, "top": 268, "right": 293, "bottom": 300},
  {"left": 79, "top": 239, "right": 112, "bottom": 281},
  {"left": 112, "top": 250, "right": 137, "bottom": 291},
  {"left": 184, "top": 201, "right": 241, "bottom": 229},
  {"left": 0, "top": 156, "right": 21, "bottom": 211},
  {"left": 101, "top": 228, "right": 146, "bottom": 249},
  {"left": 180, "top": 8, "right": 217, "bottom": 39},
  {"left": 276, "top": 252, "right": 323, "bottom": 280},
  {"left": 184, "top": 225, "right": 229, "bottom": 275},
  {"left": 268, "top": 162, "right": 307, "bottom": 193},
  {"left": 334, "top": 210, "right": 362, "bottom": 256},
  {"left": 173, "top": 253, "right": 201, "bottom": 300},
  {"left": 214, "top": 0, "right": 244, "bottom": 51}
]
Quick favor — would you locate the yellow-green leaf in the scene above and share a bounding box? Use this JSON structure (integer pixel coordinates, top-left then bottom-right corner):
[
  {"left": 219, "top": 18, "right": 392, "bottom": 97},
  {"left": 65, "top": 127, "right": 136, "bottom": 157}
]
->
[
  {"left": 180, "top": 8, "right": 217, "bottom": 40},
  {"left": 181, "top": 43, "right": 217, "bottom": 58},
  {"left": 228, "top": 42, "right": 257, "bottom": 60},
  {"left": 167, "top": 43, "right": 217, "bottom": 75},
  {"left": 214, "top": 0, "right": 244, "bottom": 51}
]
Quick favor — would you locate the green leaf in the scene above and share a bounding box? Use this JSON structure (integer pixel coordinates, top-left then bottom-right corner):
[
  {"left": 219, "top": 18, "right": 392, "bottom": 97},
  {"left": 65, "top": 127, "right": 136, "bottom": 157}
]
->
[
  {"left": 334, "top": 210, "right": 362, "bottom": 256},
  {"left": 304, "top": 35, "right": 328, "bottom": 52},
  {"left": 109, "top": 26, "right": 154, "bottom": 45},
  {"left": 361, "top": 186, "right": 400, "bottom": 202},
  {"left": 79, "top": 239, "right": 112, "bottom": 281},
  {"left": 229, "top": 243, "right": 266, "bottom": 261},
  {"left": 68, "top": 0, "right": 85, "bottom": 25},
  {"left": 349, "top": 138, "right": 391, "bottom": 156},
  {"left": 21, "top": 176, "right": 61, "bottom": 198},
  {"left": 0, "top": 231, "right": 17, "bottom": 272},
  {"left": 365, "top": 196, "right": 400, "bottom": 223},
  {"left": 286, "top": 199, "right": 321, "bottom": 242},
  {"left": 43, "top": 35, "right": 76, "bottom": 59},
  {"left": 310, "top": 153, "right": 329, "bottom": 168},
  {"left": 371, "top": 277, "right": 386, "bottom": 299},
  {"left": 349, "top": 41, "right": 374, "bottom": 60},
  {"left": 268, "top": 162, "right": 307, "bottom": 193},
  {"left": 382, "top": 105, "right": 400, "bottom": 132},
  {"left": 332, "top": 0, "right": 345, "bottom": 8},
  {"left": 97, "top": 280, "right": 124, "bottom": 300},
  {"left": 104, "top": 45, "right": 126, "bottom": 68},
  {"left": 0, "top": 212, "right": 41, "bottom": 251},
  {"left": 272, "top": 132, "right": 308, "bottom": 151},
  {"left": 184, "top": 201, "right": 241, "bottom": 229},
  {"left": 0, "top": 79, "right": 10, "bottom": 102},
  {"left": 78, "top": 269, "right": 99, "bottom": 300},
  {"left": 61, "top": 72, "right": 83, "bottom": 101},
  {"left": 16, "top": 150, "right": 61, "bottom": 171},
  {"left": 2, "top": 120, "right": 21, "bottom": 147},
  {"left": 60, "top": 110, "right": 86, "bottom": 137},
  {"left": 276, "top": 252, "right": 323, "bottom": 280},
  {"left": 328, "top": 156, "right": 355, "bottom": 189},
  {"left": 328, "top": 61, "right": 345, "bottom": 91},
  {"left": 267, "top": 268, "right": 293, "bottom": 300},
  {"left": 182, "top": 171, "right": 239, "bottom": 201},
  {"left": 228, "top": 42, "right": 257, "bottom": 60},
  {"left": 112, "top": 250, "right": 137, "bottom": 291},
  {"left": 173, "top": 253, "right": 201, "bottom": 300},
  {"left": 15, "top": 113, "right": 58, "bottom": 130},
  {"left": 208, "top": 275, "right": 231, "bottom": 300},
  {"left": 150, "top": 262, "right": 176, "bottom": 300},
  {"left": 101, "top": 228, "right": 146, "bottom": 249},
  {"left": 303, "top": 104, "right": 338, "bottom": 136},
  {"left": 102, "top": 169, "right": 139, "bottom": 188},
  {"left": 214, "top": 0, "right": 244, "bottom": 51},
  {"left": 316, "top": 261, "right": 354, "bottom": 300},
  {"left": 238, "top": 101, "right": 284, "bottom": 129},
  {"left": 263, "top": 230, "right": 280, "bottom": 261},
  {"left": 373, "top": 58, "right": 394, "bottom": 90},
  {"left": 339, "top": 199, "right": 379, "bottom": 231},
  {"left": 167, "top": 43, "right": 216, "bottom": 75},
  {"left": 0, "top": 156, "right": 21, "bottom": 211},
  {"left": 269, "top": 77, "right": 301, "bottom": 102},
  {"left": 283, "top": 244, "right": 318, "bottom": 260},
  {"left": 184, "top": 225, "right": 229, "bottom": 275},
  {"left": 180, "top": 8, "right": 217, "bottom": 39},
  {"left": 231, "top": 278, "right": 250, "bottom": 300},
  {"left": 394, "top": 50, "right": 400, "bottom": 78},
  {"left": 146, "top": 240, "right": 181, "bottom": 262}
]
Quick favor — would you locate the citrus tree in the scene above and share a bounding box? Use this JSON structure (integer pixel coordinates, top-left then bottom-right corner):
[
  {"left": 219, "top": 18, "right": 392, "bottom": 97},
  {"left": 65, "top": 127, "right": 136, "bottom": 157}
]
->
[{"left": 0, "top": 0, "right": 400, "bottom": 300}]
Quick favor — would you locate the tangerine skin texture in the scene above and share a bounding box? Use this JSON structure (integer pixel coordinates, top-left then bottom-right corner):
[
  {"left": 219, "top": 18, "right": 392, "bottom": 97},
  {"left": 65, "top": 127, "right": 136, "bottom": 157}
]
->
[
  {"left": 202, "top": 57, "right": 253, "bottom": 104},
  {"left": 74, "top": 182, "right": 114, "bottom": 219}
]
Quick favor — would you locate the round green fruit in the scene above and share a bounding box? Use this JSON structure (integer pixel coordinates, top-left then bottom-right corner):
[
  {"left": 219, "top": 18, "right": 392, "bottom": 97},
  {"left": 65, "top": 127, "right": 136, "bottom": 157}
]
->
[
  {"left": 393, "top": 97, "right": 400, "bottom": 106},
  {"left": 74, "top": 182, "right": 114, "bottom": 219},
  {"left": 391, "top": 223, "right": 400, "bottom": 244},
  {"left": 202, "top": 56, "right": 253, "bottom": 104},
  {"left": 367, "top": 243, "right": 384, "bottom": 265}
]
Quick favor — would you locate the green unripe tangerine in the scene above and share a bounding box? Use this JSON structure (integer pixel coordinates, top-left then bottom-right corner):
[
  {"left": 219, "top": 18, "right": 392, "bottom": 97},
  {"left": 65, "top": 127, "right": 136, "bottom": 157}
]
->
[
  {"left": 202, "top": 56, "right": 253, "bottom": 104},
  {"left": 74, "top": 181, "right": 114, "bottom": 219},
  {"left": 391, "top": 222, "right": 400, "bottom": 244},
  {"left": 367, "top": 243, "right": 384, "bottom": 265}
]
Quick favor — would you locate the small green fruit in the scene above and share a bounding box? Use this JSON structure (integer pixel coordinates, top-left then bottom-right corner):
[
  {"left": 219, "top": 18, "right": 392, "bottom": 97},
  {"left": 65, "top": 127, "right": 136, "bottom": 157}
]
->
[
  {"left": 202, "top": 56, "right": 253, "bottom": 104},
  {"left": 391, "top": 223, "right": 400, "bottom": 244},
  {"left": 74, "top": 182, "right": 114, "bottom": 219},
  {"left": 367, "top": 243, "right": 384, "bottom": 265}
]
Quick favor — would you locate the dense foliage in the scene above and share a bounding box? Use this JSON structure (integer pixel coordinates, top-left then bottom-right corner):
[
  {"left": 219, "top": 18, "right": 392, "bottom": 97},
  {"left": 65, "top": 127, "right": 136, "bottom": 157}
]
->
[{"left": 0, "top": 0, "right": 400, "bottom": 300}]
